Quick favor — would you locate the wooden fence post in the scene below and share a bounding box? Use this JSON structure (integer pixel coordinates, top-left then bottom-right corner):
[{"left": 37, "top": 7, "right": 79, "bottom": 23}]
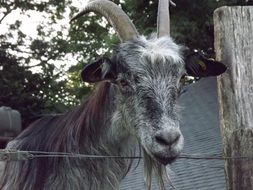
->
[{"left": 214, "top": 6, "right": 253, "bottom": 190}]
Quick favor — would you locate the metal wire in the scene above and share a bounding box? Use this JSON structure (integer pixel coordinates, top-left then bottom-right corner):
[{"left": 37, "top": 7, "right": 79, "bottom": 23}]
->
[
  {"left": 1, "top": 149, "right": 253, "bottom": 162},
  {"left": 179, "top": 153, "right": 253, "bottom": 160}
]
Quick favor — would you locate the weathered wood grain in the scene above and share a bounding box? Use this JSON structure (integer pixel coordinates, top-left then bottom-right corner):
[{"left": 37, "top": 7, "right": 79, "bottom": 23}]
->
[{"left": 214, "top": 6, "right": 253, "bottom": 190}]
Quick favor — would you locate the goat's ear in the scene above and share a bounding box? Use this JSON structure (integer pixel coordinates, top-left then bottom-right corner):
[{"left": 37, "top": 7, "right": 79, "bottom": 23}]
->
[
  {"left": 81, "top": 57, "right": 116, "bottom": 83},
  {"left": 185, "top": 52, "right": 227, "bottom": 77}
]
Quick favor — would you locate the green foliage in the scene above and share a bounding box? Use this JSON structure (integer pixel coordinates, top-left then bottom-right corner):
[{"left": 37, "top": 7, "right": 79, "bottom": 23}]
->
[
  {"left": 120, "top": 0, "right": 253, "bottom": 54},
  {"left": 0, "top": 0, "right": 78, "bottom": 127},
  {"left": 0, "top": 51, "right": 70, "bottom": 127},
  {"left": 0, "top": 0, "right": 252, "bottom": 128}
]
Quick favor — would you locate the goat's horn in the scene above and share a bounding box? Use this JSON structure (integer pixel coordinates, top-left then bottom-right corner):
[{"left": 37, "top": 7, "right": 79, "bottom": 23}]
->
[
  {"left": 157, "top": 0, "right": 171, "bottom": 38},
  {"left": 70, "top": 0, "right": 139, "bottom": 41}
]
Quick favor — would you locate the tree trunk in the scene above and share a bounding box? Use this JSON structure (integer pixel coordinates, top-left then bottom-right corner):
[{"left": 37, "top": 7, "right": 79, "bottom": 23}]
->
[{"left": 214, "top": 6, "right": 253, "bottom": 190}]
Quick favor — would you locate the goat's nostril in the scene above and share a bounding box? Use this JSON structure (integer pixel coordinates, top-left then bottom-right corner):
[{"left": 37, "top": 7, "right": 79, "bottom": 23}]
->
[
  {"left": 174, "top": 135, "right": 180, "bottom": 143},
  {"left": 155, "top": 131, "right": 180, "bottom": 146},
  {"left": 155, "top": 135, "right": 170, "bottom": 146}
]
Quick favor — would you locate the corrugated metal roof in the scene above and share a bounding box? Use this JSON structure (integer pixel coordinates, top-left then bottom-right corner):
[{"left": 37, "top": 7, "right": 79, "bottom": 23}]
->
[{"left": 121, "top": 77, "right": 226, "bottom": 190}]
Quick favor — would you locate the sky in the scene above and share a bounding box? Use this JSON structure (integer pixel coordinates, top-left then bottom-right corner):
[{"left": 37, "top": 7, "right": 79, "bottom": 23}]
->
[
  {"left": 0, "top": 0, "right": 88, "bottom": 37},
  {"left": 0, "top": 0, "right": 89, "bottom": 73}
]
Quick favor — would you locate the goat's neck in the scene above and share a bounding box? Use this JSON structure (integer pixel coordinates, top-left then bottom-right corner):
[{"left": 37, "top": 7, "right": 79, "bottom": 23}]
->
[
  {"left": 106, "top": 86, "right": 137, "bottom": 157},
  {"left": 73, "top": 85, "right": 137, "bottom": 190},
  {"left": 109, "top": 111, "right": 136, "bottom": 155}
]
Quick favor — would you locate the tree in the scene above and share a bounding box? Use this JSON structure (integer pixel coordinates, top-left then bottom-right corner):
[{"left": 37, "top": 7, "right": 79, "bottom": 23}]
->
[
  {"left": 67, "top": 0, "right": 253, "bottom": 97},
  {"left": 0, "top": 0, "right": 79, "bottom": 127},
  {"left": 1, "top": 0, "right": 252, "bottom": 128},
  {"left": 0, "top": 50, "right": 71, "bottom": 127}
]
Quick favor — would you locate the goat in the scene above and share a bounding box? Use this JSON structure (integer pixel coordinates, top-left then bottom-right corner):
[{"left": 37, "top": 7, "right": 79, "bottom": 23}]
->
[{"left": 0, "top": 0, "right": 226, "bottom": 189}]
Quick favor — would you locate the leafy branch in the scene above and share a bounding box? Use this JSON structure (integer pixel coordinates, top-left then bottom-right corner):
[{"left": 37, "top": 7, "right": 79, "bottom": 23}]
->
[{"left": 0, "top": 2, "right": 16, "bottom": 24}]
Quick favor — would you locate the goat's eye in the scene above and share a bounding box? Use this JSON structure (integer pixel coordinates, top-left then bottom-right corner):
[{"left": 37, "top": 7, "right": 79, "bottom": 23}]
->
[
  {"left": 134, "top": 76, "right": 140, "bottom": 84},
  {"left": 119, "top": 79, "right": 128, "bottom": 87}
]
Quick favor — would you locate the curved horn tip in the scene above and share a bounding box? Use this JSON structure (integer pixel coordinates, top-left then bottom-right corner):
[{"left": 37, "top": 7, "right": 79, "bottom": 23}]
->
[
  {"left": 69, "top": 11, "right": 85, "bottom": 23},
  {"left": 69, "top": 0, "right": 138, "bottom": 41},
  {"left": 69, "top": 17, "right": 76, "bottom": 23}
]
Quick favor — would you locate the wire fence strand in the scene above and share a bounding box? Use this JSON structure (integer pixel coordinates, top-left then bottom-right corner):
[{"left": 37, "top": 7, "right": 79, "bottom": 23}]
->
[{"left": 1, "top": 149, "right": 253, "bottom": 162}]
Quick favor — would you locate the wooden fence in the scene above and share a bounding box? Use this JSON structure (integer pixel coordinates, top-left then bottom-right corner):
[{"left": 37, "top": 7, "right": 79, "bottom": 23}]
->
[{"left": 214, "top": 6, "right": 253, "bottom": 190}]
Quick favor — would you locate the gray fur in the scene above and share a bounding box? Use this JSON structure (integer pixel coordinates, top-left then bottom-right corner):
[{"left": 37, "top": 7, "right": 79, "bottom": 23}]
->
[{"left": 0, "top": 36, "right": 184, "bottom": 190}]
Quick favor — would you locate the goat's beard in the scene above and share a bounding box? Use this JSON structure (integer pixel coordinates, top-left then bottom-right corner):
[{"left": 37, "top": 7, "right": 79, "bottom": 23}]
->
[{"left": 143, "top": 149, "right": 175, "bottom": 190}]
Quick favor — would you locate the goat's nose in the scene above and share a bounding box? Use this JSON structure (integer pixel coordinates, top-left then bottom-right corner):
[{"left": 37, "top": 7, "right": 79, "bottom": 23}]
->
[{"left": 155, "top": 129, "right": 180, "bottom": 146}]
